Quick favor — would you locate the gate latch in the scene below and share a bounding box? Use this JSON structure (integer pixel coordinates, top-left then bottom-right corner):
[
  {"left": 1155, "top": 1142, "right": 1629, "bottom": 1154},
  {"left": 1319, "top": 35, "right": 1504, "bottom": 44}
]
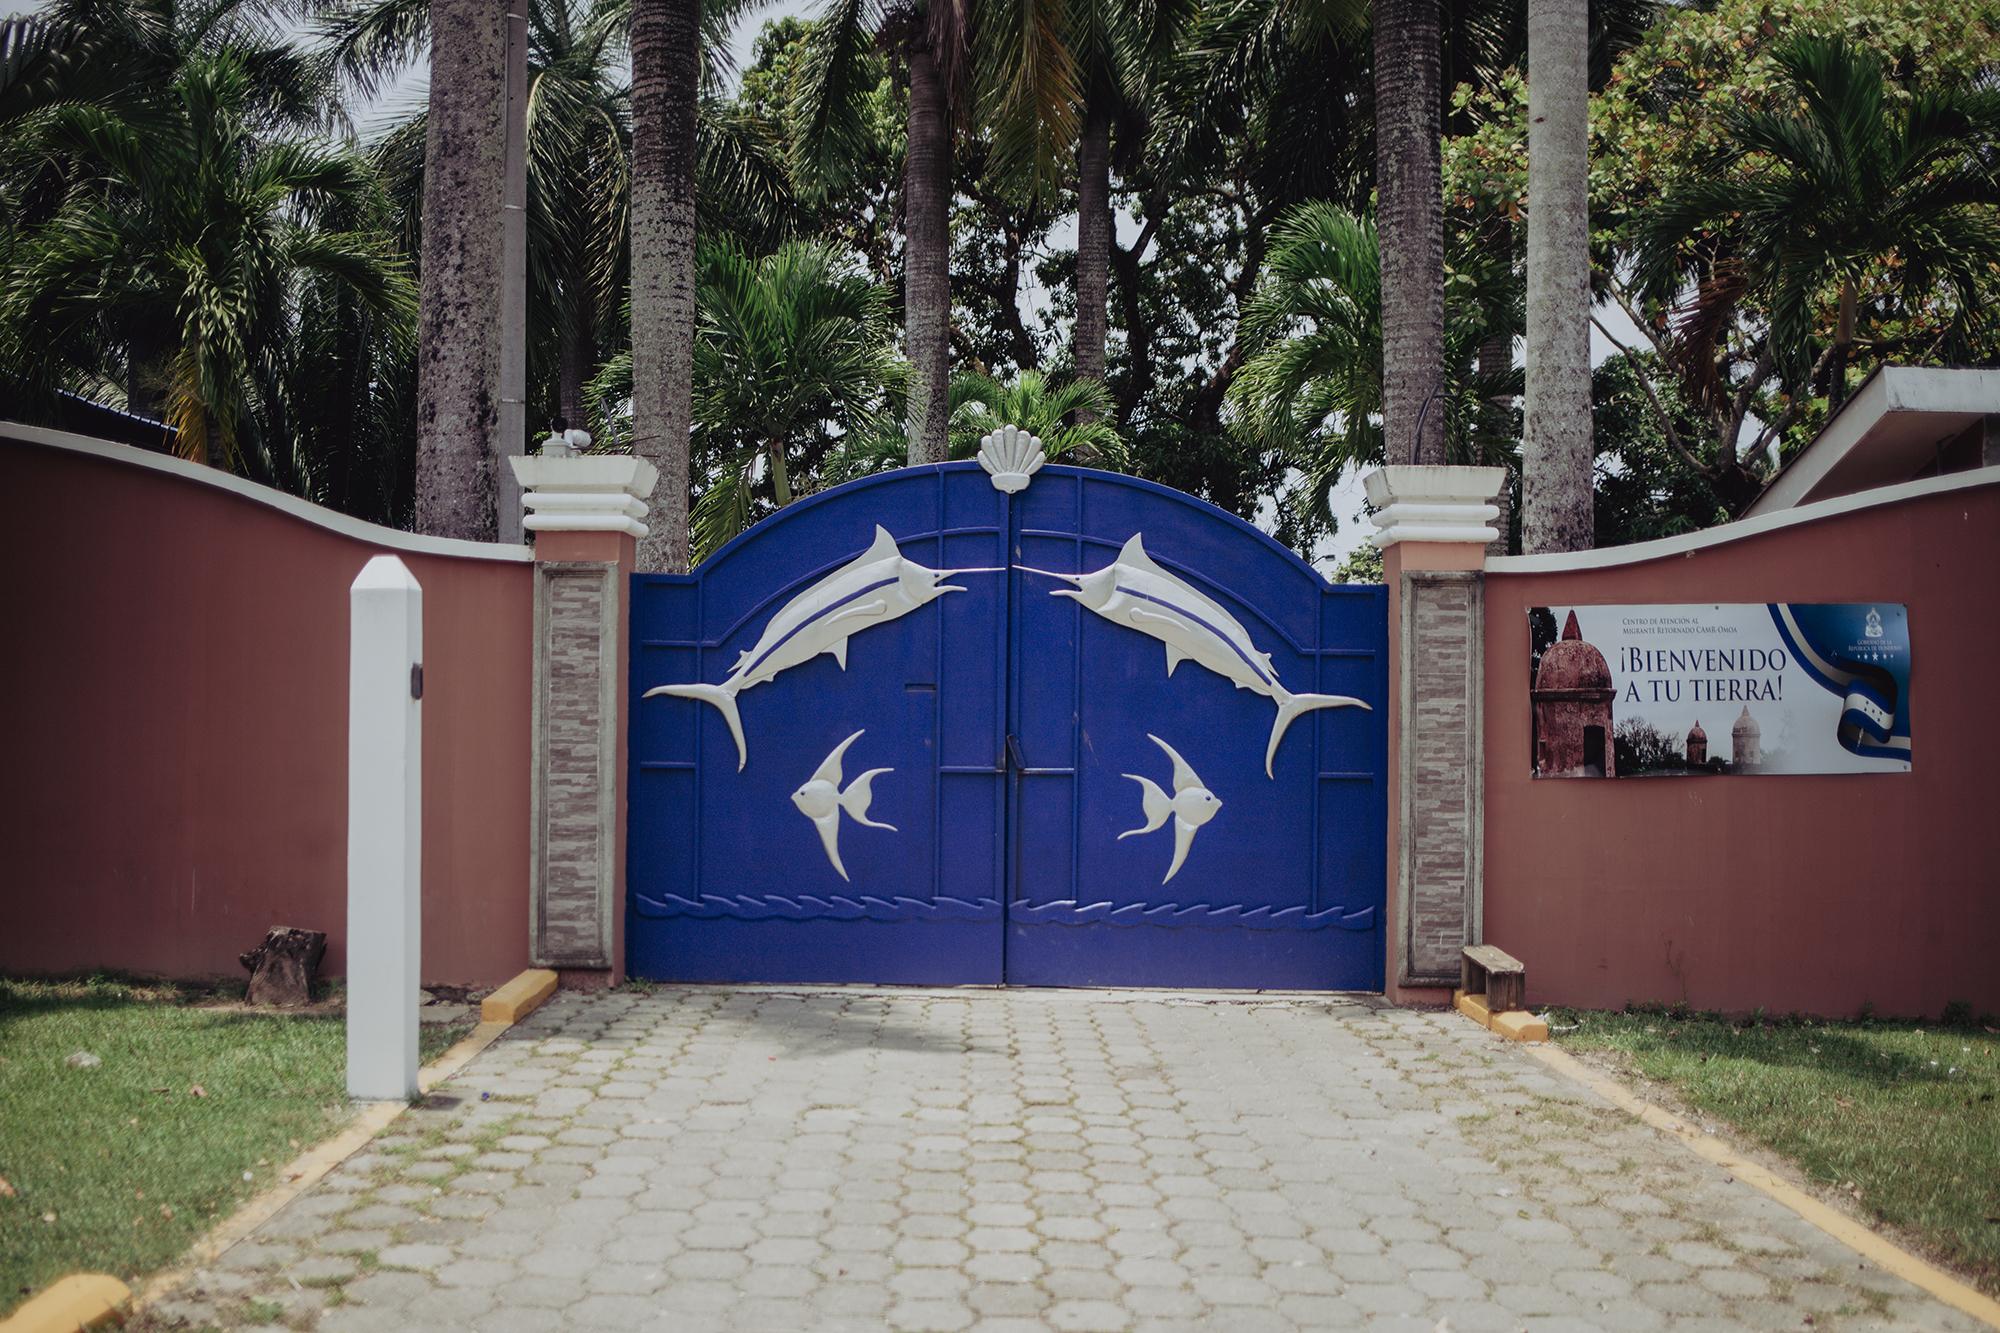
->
[{"left": 1004, "top": 733, "right": 1025, "bottom": 773}]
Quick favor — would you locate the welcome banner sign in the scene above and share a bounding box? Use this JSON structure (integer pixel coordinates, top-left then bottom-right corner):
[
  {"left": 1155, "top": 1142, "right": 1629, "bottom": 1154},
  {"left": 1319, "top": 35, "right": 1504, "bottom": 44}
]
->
[{"left": 1526, "top": 602, "right": 1912, "bottom": 778}]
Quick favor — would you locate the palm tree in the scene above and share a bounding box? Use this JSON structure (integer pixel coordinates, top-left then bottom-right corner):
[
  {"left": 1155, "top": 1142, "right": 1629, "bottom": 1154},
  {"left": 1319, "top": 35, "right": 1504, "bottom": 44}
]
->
[
  {"left": 795, "top": 0, "right": 974, "bottom": 466},
  {"left": 590, "top": 237, "right": 904, "bottom": 560},
  {"left": 320, "top": 0, "right": 774, "bottom": 561},
  {"left": 0, "top": 49, "right": 414, "bottom": 468},
  {"left": 1373, "top": 0, "right": 1445, "bottom": 466},
  {"left": 1637, "top": 38, "right": 2000, "bottom": 425},
  {"left": 627, "top": 0, "right": 702, "bottom": 570},
  {"left": 947, "top": 368, "right": 1124, "bottom": 462},
  {"left": 1520, "top": 0, "right": 1592, "bottom": 553},
  {"left": 981, "top": 2, "right": 1193, "bottom": 416},
  {"left": 411, "top": 0, "right": 509, "bottom": 540},
  {"left": 1228, "top": 201, "right": 1519, "bottom": 547}
]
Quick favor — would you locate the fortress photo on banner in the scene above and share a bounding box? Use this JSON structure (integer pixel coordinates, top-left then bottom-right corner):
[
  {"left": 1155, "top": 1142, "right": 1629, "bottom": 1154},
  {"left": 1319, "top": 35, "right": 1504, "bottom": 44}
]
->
[{"left": 1527, "top": 603, "right": 1912, "bottom": 779}]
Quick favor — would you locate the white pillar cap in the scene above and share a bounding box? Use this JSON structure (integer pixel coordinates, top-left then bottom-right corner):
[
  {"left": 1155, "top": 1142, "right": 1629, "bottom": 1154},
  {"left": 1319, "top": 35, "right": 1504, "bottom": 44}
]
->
[
  {"left": 510, "top": 454, "right": 660, "bottom": 538},
  {"left": 1362, "top": 465, "right": 1507, "bottom": 548}
]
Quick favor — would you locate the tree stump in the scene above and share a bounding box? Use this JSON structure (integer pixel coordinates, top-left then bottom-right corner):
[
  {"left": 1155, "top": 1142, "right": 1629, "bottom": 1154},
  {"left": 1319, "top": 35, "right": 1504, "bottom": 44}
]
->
[{"left": 239, "top": 927, "right": 327, "bottom": 1007}]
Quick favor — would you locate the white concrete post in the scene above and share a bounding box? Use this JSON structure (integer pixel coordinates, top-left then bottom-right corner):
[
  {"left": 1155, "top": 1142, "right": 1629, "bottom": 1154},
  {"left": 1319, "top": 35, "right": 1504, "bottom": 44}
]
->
[{"left": 347, "top": 555, "right": 423, "bottom": 1101}]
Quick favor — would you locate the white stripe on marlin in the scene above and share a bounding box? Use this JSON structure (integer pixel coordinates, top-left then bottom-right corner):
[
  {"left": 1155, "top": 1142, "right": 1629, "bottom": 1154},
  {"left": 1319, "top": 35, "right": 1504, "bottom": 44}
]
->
[
  {"left": 644, "top": 525, "right": 998, "bottom": 771},
  {"left": 1021, "top": 533, "right": 1371, "bottom": 777}
]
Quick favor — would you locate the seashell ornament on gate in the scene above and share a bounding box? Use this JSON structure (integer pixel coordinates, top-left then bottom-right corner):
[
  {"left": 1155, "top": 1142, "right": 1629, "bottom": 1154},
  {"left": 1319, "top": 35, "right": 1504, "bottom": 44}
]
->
[{"left": 976, "top": 425, "right": 1046, "bottom": 493}]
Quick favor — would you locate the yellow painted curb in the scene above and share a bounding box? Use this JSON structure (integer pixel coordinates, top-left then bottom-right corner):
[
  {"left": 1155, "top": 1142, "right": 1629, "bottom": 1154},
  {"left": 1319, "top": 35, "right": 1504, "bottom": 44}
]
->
[
  {"left": 0, "top": 1273, "right": 130, "bottom": 1331},
  {"left": 1454, "top": 989, "right": 1548, "bottom": 1042},
  {"left": 1490, "top": 1010, "right": 1549, "bottom": 1042},
  {"left": 480, "top": 968, "right": 558, "bottom": 1024},
  {"left": 130, "top": 1018, "right": 513, "bottom": 1316},
  {"left": 1527, "top": 1041, "right": 2000, "bottom": 1331}
]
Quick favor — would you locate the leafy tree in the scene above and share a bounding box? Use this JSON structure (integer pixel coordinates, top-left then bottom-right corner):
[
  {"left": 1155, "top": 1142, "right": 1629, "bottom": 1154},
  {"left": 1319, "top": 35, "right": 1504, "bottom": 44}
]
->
[
  {"left": 973, "top": 0, "right": 1192, "bottom": 410},
  {"left": 592, "top": 238, "right": 904, "bottom": 562},
  {"left": 1635, "top": 37, "right": 2000, "bottom": 420},
  {"left": 946, "top": 369, "right": 1123, "bottom": 463},
  {"left": 1331, "top": 541, "right": 1384, "bottom": 584},
  {"left": 794, "top": 0, "right": 979, "bottom": 465},
  {"left": 1590, "top": 351, "right": 1732, "bottom": 545},
  {"left": 1228, "top": 201, "right": 1520, "bottom": 549},
  {"left": 1448, "top": 0, "right": 2000, "bottom": 516},
  {"left": 0, "top": 47, "right": 413, "bottom": 470}
]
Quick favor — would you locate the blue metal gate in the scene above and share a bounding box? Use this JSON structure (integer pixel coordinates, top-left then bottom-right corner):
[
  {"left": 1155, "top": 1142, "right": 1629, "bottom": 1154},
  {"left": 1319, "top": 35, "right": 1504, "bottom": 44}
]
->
[{"left": 628, "top": 460, "right": 1385, "bottom": 989}]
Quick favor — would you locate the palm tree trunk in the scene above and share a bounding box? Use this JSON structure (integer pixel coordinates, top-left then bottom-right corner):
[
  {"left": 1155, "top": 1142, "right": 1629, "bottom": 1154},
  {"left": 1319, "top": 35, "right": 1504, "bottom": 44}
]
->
[
  {"left": 126, "top": 327, "right": 165, "bottom": 426},
  {"left": 1829, "top": 279, "right": 1856, "bottom": 408},
  {"left": 1072, "top": 98, "right": 1111, "bottom": 422},
  {"left": 558, "top": 278, "right": 592, "bottom": 431},
  {"left": 768, "top": 439, "right": 793, "bottom": 507},
  {"left": 1479, "top": 329, "right": 1515, "bottom": 555},
  {"left": 414, "top": 0, "right": 508, "bottom": 541},
  {"left": 1520, "top": 0, "right": 1595, "bottom": 553},
  {"left": 1373, "top": 0, "right": 1447, "bottom": 466},
  {"left": 630, "top": 0, "right": 700, "bottom": 573},
  {"left": 903, "top": 41, "right": 952, "bottom": 465}
]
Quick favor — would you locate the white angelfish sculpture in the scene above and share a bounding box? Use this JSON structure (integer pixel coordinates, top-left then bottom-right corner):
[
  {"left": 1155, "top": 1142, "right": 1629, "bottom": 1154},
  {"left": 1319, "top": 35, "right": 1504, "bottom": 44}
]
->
[
  {"left": 1120, "top": 734, "right": 1222, "bottom": 885},
  {"left": 645, "top": 525, "right": 999, "bottom": 770},
  {"left": 977, "top": 425, "right": 1047, "bottom": 493},
  {"left": 792, "top": 730, "right": 896, "bottom": 881},
  {"left": 1022, "top": 533, "right": 1371, "bottom": 777}
]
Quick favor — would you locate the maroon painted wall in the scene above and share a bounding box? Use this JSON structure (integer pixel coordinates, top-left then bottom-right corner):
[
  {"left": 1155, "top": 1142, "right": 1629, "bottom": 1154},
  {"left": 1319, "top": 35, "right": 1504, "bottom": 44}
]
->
[
  {"left": 1484, "top": 479, "right": 2000, "bottom": 1018},
  {"left": 0, "top": 433, "right": 533, "bottom": 987}
]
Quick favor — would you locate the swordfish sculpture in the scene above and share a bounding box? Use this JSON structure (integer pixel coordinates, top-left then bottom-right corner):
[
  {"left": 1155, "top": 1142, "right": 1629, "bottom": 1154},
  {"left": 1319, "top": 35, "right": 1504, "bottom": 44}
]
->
[
  {"left": 1023, "top": 533, "right": 1371, "bottom": 777},
  {"left": 645, "top": 525, "right": 996, "bottom": 770}
]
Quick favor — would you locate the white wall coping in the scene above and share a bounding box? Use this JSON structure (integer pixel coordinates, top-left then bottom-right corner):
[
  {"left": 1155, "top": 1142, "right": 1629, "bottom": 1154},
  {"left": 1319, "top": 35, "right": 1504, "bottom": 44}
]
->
[
  {"left": 1488, "top": 465, "right": 2000, "bottom": 574},
  {"left": 2, "top": 420, "right": 536, "bottom": 563}
]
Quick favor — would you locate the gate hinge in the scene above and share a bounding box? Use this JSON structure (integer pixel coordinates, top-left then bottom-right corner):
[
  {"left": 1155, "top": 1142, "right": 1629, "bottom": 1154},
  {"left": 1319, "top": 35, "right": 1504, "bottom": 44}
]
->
[{"left": 1004, "top": 733, "right": 1025, "bottom": 772}]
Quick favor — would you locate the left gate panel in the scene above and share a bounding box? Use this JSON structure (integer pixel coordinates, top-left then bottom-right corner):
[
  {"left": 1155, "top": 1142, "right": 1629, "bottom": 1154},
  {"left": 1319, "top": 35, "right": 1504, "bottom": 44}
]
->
[{"left": 627, "top": 466, "right": 1009, "bottom": 984}]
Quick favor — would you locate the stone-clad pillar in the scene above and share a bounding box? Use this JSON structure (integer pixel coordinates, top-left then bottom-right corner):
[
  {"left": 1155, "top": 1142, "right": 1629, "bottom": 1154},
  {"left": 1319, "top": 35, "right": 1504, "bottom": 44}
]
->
[
  {"left": 510, "top": 453, "right": 659, "bottom": 989},
  {"left": 1365, "top": 465, "right": 1504, "bottom": 1005}
]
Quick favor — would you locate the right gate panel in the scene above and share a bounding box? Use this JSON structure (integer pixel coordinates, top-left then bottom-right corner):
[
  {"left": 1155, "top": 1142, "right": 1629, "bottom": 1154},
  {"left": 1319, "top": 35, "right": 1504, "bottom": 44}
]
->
[{"left": 1004, "top": 469, "right": 1387, "bottom": 990}]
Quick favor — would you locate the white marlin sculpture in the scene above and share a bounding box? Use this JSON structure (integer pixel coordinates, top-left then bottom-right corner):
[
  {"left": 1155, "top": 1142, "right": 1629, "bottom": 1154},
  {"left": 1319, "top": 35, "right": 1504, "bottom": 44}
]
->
[
  {"left": 1120, "top": 734, "right": 1222, "bottom": 884},
  {"left": 1022, "top": 533, "right": 1371, "bottom": 777},
  {"left": 791, "top": 730, "right": 896, "bottom": 881},
  {"left": 645, "top": 526, "right": 998, "bottom": 770}
]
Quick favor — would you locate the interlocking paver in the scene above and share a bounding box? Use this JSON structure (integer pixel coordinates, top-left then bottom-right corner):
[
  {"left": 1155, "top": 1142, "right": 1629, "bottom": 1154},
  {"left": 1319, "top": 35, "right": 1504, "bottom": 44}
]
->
[{"left": 136, "top": 987, "right": 1989, "bottom": 1331}]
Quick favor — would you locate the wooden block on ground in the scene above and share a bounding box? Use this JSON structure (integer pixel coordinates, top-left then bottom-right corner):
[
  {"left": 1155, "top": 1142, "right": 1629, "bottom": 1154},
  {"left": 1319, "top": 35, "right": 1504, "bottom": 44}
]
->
[
  {"left": 1461, "top": 943, "right": 1526, "bottom": 1014},
  {"left": 481, "top": 969, "right": 559, "bottom": 1024}
]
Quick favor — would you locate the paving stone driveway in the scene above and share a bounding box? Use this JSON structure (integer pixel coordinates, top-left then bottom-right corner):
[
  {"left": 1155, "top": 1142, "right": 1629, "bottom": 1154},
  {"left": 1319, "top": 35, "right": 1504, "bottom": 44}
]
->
[{"left": 147, "top": 987, "right": 1983, "bottom": 1332}]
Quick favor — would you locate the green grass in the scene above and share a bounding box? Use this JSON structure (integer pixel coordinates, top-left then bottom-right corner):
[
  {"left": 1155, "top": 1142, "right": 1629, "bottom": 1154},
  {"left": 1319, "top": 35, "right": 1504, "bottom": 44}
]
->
[
  {"left": 1555, "top": 1007, "right": 2000, "bottom": 1293},
  {"left": 0, "top": 976, "right": 467, "bottom": 1315}
]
